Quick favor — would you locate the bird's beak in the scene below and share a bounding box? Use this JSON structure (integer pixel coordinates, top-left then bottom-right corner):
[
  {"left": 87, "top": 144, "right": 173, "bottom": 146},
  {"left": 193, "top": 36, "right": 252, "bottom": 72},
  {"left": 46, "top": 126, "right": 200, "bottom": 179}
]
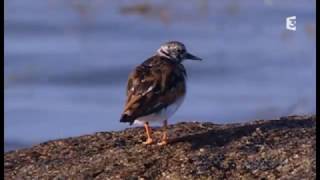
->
[{"left": 185, "top": 52, "right": 202, "bottom": 61}]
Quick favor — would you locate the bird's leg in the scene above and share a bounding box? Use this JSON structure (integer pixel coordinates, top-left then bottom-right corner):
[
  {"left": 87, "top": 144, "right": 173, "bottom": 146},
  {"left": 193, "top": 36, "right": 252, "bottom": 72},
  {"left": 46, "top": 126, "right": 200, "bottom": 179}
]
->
[
  {"left": 143, "top": 122, "right": 153, "bottom": 145},
  {"left": 158, "top": 120, "right": 168, "bottom": 145}
]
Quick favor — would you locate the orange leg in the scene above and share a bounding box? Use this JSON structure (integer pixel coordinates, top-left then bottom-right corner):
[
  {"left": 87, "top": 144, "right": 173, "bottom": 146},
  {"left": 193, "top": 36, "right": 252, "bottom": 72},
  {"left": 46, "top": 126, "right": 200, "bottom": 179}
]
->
[
  {"left": 158, "top": 120, "right": 168, "bottom": 145},
  {"left": 143, "top": 122, "right": 153, "bottom": 145}
]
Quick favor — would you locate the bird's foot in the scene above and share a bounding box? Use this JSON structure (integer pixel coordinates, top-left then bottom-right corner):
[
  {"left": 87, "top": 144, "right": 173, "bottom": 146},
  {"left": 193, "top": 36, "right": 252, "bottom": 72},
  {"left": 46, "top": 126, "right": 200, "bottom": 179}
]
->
[
  {"left": 157, "top": 140, "right": 168, "bottom": 146},
  {"left": 143, "top": 138, "right": 153, "bottom": 145}
]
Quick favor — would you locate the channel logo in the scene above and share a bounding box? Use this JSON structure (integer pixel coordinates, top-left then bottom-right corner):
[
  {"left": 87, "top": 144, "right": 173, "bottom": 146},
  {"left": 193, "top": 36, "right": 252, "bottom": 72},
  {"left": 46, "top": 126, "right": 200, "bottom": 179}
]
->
[{"left": 286, "top": 16, "right": 296, "bottom": 31}]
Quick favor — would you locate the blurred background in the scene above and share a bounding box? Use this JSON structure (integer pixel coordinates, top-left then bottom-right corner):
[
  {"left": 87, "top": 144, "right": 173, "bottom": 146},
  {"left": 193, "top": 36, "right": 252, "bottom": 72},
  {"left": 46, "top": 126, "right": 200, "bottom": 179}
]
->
[{"left": 4, "top": 0, "right": 316, "bottom": 151}]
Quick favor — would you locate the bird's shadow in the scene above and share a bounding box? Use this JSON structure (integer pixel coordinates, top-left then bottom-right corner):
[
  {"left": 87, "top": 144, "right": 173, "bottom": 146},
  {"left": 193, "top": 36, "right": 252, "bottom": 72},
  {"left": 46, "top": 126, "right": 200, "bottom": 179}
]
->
[{"left": 169, "top": 117, "right": 315, "bottom": 150}]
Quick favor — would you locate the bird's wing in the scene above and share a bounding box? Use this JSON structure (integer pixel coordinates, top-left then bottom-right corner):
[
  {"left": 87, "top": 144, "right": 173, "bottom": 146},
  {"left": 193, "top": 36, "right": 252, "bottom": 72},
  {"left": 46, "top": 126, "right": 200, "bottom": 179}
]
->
[{"left": 122, "top": 57, "right": 186, "bottom": 121}]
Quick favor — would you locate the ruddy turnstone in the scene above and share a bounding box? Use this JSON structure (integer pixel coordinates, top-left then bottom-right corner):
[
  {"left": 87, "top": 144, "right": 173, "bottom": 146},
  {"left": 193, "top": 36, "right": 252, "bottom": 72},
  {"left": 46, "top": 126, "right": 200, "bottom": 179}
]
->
[{"left": 120, "top": 41, "right": 201, "bottom": 145}]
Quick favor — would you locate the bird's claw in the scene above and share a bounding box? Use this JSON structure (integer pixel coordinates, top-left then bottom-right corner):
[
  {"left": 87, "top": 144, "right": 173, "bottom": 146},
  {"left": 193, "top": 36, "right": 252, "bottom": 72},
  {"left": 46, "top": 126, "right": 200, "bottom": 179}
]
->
[
  {"left": 143, "top": 138, "right": 153, "bottom": 145},
  {"left": 157, "top": 140, "right": 168, "bottom": 146}
]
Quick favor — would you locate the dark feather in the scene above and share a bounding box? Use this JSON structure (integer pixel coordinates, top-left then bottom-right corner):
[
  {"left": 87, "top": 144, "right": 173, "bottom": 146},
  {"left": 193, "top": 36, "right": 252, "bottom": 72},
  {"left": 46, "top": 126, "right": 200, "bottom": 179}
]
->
[
  {"left": 120, "top": 55, "right": 186, "bottom": 124},
  {"left": 120, "top": 114, "right": 135, "bottom": 125}
]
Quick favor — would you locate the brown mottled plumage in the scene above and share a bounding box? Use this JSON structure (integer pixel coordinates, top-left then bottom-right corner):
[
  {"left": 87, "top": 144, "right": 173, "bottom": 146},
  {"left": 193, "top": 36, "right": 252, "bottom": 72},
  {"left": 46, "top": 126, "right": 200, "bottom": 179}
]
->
[
  {"left": 120, "top": 41, "right": 201, "bottom": 145},
  {"left": 122, "top": 55, "right": 186, "bottom": 124}
]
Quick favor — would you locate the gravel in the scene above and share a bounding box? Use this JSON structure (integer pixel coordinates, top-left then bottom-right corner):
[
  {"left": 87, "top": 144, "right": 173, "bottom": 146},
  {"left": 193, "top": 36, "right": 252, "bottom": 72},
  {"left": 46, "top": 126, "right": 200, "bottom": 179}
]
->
[{"left": 4, "top": 115, "right": 316, "bottom": 180}]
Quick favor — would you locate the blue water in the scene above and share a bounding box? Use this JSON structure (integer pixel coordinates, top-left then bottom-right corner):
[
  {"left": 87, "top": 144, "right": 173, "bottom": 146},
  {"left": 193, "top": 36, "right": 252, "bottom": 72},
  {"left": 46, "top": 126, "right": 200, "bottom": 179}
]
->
[{"left": 4, "top": 0, "right": 316, "bottom": 151}]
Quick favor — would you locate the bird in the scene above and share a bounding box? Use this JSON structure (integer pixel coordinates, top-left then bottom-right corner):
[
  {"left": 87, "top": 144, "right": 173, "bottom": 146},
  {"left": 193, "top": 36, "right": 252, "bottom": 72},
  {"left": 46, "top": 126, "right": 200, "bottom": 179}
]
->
[{"left": 120, "top": 41, "right": 202, "bottom": 145}]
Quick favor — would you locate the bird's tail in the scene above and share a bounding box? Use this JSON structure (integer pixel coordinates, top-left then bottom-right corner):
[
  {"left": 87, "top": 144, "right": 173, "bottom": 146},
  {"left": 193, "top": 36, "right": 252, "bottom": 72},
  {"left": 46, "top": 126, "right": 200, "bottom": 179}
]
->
[{"left": 120, "top": 114, "right": 135, "bottom": 125}]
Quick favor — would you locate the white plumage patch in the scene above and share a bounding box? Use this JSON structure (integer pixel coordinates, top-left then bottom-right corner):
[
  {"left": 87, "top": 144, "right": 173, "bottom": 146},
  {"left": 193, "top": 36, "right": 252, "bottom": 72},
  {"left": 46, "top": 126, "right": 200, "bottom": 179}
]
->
[{"left": 134, "top": 95, "right": 185, "bottom": 125}]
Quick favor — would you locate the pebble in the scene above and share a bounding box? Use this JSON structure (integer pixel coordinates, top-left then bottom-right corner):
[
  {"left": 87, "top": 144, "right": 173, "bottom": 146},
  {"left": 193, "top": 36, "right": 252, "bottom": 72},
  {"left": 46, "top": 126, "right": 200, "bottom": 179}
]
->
[{"left": 4, "top": 115, "right": 315, "bottom": 179}]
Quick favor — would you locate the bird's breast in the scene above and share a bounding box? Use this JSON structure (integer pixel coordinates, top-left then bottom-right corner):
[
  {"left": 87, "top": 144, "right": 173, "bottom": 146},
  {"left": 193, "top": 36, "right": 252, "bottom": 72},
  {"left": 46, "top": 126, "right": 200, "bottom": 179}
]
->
[{"left": 161, "top": 95, "right": 185, "bottom": 118}]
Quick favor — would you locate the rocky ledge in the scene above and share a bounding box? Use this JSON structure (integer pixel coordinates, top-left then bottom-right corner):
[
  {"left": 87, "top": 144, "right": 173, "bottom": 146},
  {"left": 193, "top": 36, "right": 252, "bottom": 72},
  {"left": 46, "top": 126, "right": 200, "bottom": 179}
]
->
[{"left": 4, "top": 115, "right": 316, "bottom": 179}]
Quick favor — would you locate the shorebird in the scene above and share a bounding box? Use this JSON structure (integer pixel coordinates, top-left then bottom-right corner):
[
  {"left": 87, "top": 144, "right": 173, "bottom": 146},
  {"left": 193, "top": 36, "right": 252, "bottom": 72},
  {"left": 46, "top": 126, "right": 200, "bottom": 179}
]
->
[{"left": 120, "top": 41, "right": 202, "bottom": 145}]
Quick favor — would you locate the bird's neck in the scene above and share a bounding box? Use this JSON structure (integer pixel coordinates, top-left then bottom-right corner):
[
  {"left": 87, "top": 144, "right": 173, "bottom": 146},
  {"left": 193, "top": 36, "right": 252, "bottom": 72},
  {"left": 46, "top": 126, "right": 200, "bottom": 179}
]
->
[
  {"left": 156, "top": 51, "right": 183, "bottom": 63},
  {"left": 156, "top": 48, "right": 170, "bottom": 59}
]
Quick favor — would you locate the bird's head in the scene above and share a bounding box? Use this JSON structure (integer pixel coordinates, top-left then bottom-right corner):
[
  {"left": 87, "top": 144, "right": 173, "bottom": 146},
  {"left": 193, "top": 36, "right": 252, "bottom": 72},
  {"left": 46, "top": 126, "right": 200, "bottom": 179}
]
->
[{"left": 157, "top": 41, "right": 202, "bottom": 63}]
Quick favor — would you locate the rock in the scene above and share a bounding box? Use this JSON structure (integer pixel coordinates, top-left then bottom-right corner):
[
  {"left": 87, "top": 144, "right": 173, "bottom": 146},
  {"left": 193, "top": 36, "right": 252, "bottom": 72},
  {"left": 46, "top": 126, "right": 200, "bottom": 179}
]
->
[{"left": 4, "top": 115, "right": 316, "bottom": 179}]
